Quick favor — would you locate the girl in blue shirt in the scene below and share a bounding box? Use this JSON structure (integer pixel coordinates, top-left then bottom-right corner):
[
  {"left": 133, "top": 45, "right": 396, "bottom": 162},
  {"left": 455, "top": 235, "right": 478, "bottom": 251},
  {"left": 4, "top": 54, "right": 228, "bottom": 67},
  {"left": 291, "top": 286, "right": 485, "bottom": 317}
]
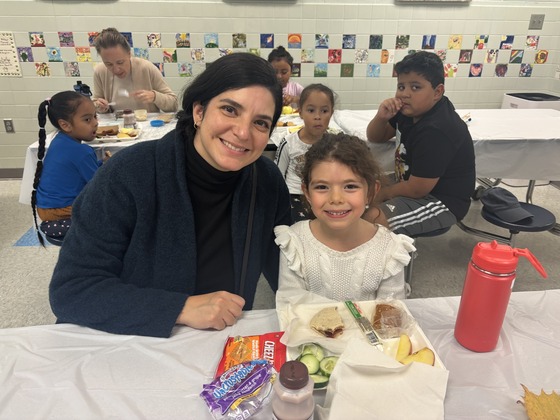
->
[{"left": 31, "top": 91, "right": 108, "bottom": 245}]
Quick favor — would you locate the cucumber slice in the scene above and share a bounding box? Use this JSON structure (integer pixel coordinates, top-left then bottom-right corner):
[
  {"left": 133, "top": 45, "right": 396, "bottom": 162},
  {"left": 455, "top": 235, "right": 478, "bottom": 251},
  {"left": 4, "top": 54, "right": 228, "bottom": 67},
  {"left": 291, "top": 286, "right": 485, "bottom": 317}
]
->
[
  {"left": 298, "top": 354, "right": 320, "bottom": 375},
  {"left": 319, "top": 356, "right": 339, "bottom": 377},
  {"left": 310, "top": 374, "right": 329, "bottom": 389},
  {"left": 300, "top": 343, "right": 325, "bottom": 361}
]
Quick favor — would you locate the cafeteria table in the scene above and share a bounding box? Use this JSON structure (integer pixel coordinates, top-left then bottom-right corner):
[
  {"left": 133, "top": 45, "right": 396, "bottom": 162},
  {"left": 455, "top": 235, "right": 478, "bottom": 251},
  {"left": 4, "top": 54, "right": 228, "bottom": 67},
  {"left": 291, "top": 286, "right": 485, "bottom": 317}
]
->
[
  {"left": 1, "top": 289, "right": 558, "bottom": 419},
  {"left": 18, "top": 114, "right": 177, "bottom": 205}
]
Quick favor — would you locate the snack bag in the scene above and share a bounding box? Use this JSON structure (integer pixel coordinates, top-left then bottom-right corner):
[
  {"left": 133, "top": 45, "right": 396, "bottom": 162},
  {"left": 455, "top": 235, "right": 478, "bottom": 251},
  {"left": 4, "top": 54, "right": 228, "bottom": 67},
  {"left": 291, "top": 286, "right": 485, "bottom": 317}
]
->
[
  {"left": 201, "top": 360, "right": 275, "bottom": 420},
  {"left": 215, "top": 332, "right": 286, "bottom": 377}
]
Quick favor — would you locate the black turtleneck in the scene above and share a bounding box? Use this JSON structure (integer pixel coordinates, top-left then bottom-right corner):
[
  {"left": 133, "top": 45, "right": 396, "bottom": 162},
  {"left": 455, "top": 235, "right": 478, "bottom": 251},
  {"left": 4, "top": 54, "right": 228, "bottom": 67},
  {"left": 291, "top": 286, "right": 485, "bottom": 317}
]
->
[{"left": 185, "top": 138, "right": 241, "bottom": 295}]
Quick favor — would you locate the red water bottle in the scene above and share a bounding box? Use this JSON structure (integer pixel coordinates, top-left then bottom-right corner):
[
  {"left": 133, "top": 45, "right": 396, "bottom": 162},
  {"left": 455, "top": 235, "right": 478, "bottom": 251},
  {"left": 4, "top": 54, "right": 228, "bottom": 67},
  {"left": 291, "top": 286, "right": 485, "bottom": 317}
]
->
[{"left": 454, "top": 240, "right": 547, "bottom": 352}]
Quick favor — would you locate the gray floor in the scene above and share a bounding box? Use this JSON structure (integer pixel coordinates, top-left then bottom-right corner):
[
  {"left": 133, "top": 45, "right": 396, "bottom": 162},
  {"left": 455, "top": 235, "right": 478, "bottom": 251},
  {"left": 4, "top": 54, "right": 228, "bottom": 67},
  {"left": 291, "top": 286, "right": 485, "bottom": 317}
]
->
[{"left": 1, "top": 179, "right": 559, "bottom": 328}]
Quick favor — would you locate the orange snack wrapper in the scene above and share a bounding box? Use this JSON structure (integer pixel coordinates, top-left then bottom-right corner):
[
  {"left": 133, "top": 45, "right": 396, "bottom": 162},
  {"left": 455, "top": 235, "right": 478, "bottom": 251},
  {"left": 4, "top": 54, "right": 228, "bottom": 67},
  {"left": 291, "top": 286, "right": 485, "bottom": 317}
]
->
[{"left": 214, "top": 332, "right": 286, "bottom": 378}]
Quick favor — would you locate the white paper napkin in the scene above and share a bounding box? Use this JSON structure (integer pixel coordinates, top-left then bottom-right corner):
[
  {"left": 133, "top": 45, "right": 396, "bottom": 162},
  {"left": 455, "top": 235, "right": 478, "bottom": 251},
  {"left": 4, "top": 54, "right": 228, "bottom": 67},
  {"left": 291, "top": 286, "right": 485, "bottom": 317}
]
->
[{"left": 319, "top": 338, "right": 448, "bottom": 419}]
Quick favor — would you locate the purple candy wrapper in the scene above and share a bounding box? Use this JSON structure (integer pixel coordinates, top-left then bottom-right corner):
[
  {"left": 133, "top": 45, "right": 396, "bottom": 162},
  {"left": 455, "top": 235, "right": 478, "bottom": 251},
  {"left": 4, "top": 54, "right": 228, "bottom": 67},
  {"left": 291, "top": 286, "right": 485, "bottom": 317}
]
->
[{"left": 200, "top": 360, "right": 275, "bottom": 419}]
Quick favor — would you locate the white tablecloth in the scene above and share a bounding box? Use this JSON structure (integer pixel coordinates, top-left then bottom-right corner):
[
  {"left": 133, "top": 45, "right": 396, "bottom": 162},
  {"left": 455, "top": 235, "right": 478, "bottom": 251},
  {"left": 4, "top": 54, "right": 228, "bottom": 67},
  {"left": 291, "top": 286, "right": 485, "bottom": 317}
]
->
[
  {"left": 1, "top": 290, "right": 558, "bottom": 419},
  {"left": 333, "top": 108, "right": 560, "bottom": 180},
  {"left": 19, "top": 114, "right": 177, "bottom": 205}
]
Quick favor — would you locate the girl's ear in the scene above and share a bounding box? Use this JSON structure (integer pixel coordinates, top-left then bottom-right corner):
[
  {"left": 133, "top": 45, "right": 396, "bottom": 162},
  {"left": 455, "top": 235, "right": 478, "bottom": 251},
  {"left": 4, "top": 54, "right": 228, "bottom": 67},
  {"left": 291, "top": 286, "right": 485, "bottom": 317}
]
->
[
  {"left": 302, "top": 182, "right": 311, "bottom": 203},
  {"left": 57, "top": 118, "right": 72, "bottom": 134},
  {"left": 368, "top": 179, "right": 381, "bottom": 204}
]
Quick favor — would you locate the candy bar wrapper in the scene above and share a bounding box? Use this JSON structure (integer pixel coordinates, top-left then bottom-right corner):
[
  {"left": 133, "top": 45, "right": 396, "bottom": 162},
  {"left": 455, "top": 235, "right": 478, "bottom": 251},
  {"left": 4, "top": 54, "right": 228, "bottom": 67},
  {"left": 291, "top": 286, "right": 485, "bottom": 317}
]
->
[{"left": 215, "top": 332, "right": 286, "bottom": 378}]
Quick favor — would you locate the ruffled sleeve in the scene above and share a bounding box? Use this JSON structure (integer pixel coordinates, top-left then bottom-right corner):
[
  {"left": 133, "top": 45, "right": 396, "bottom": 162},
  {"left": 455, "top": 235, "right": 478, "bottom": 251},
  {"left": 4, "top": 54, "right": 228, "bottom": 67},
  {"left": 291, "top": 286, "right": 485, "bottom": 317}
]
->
[
  {"left": 274, "top": 225, "right": 306, "bottom": 279},
  {"left": 382, "top": 232, "right": 416, "bottom": 279}
]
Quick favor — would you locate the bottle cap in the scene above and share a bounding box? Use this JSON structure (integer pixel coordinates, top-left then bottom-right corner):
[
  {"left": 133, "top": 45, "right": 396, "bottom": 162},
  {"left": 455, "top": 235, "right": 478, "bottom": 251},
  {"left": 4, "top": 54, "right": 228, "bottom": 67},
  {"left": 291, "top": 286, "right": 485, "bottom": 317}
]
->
[
  {"left": 279, "top": 360, "right": 309, "bottom": 390},
  {"left": 472, "top": 240, "right": 547, "bottom": 277}
]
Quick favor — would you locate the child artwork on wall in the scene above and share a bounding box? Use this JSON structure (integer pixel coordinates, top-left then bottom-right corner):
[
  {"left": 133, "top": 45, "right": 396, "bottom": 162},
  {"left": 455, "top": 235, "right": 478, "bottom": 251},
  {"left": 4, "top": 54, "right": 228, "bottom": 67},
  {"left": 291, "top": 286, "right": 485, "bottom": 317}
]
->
[
  {"left": 474, "top": 35, "right": 489, "bottom": 49},
  {"left": 58, "top": 32, "right": 74, "bottom": 47},
  {"left": 448, "top": 35, "right": 462, "bottom": 50},
  {"left": 29, "top": 32, "right": 45, "bottom": 47},
  {"left": 64, "top": 62, "right": 80, "bottom": 77},
  {"left": 248, "top": 48, "right": 260, "bottom": 57},
  {"left": 380, "top": 49, "right": 394, "bottom": 64},
  {"left": 163, "top": 49, "right": 177, "bottom": 63},
  {"left": 355, "top": 49, "right": 368, "bottom": 63},
  {"left": 205, "top": 33, "right": 219, "bottom": 48},
  {"left": 134, "top": 48, "right": 149, "bottom": 60},
  {"left": 444, "top": 63, "right": 458, "bottom": 78},
  {"left": 121, "top": 32, "right": 133, "bottom": 47},
  {"left": 435, "top": 49, "right": 447, "bottom": 62},
  {"left": 395, "top": 35, "right": 410, "bottom": 49},
  {"left": 17, "top": 47, "right": 34, "bottom": 62},
  {"left": 366, "top": 64, "right": 381, "bottom": 78},
  {"left": 535, "top": 50, "right": 548, "bottom": 64},
  {"left": 260, "top": 34, "right": 273, "bottom": 48},
  {"left": 459, "top": 49, "right": 472, "bottom": 63},
  {"left": 219, "top": 48, "right": 233, "bottom": 56},
  {"left": 176, "top": 33, "right": 190, "bottom": 48},
  {"left": 525, "top": 36, "right": 539, "bottom": 50},
  {"left": 341, "top": 63, "right": 354, "bottom": 77},
  {"left": 495, "top": 64, "right": 508, "bottom": 77},
  {"left": 288, "top": 34, "right": 302, "bottom": 49},
  {"left": 35, "top": 62, "right": 50, "bottom": 76},
  {"left": 519, "top": 63, "right": 533, "bottom": 77},
  {"left": 328, "top": 49, "right": 342, "bottom": 63},
  {"left": 147, "top": 33, "right": 161, "bottom": 48},
  {"left": 485, "top": 49, "right": 498, "bottom": 64},
  {"left": 88, "top": 32, "right": 99, "bottom": 47},
  {"left": 499, "top": 35, "right": 514, "bottom": 49},
  {"left": 47, "top": 47, "right": 62, "bottom": 62},
  {"left": 291, "top": 63, "right": 301, "bottom": 77},
  {"left": 75, "top": 47, "right": 91, "bottom": 62},
  {"left": 422, "top": 35, "right": 436, "bottom": 49},
  {"left": 369, "top": 35, "right": 383, "bottom": 49},
  {"left": 315, "top": 34, "right": 329, "bottom": 49},
  {"left": 509, "top": 50, "right": 523, "bottom": 64},
  {"left": 232, "top": 34, "right": 247, "bottom": 48},
  {"left": 314, "top": 63, "right": 327, "bottom": 77},
  {"left": 191, "top": 48, "right": 205, "bottom": 62},
  {"left": 301, "top": 49, "right": 315, "bottom": 63},
  {"left": 469, "top": 63, "right": 483, "bottom": 77},
  {"left": 153, "top": 62, "right": 164, "bottom": 76},
  {"left": 342, "top": 35, "right": 356, "bottom": 49},
  {"left": 178, "top": 62, "right": 193, "bottom": 77}
]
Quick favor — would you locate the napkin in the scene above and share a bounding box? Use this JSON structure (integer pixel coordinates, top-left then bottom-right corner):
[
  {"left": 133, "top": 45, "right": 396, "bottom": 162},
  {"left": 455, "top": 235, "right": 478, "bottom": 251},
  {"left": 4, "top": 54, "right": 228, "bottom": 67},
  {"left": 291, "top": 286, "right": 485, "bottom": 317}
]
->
[{"left": 318, "top": 338, "right": 449, "bottom": 420}]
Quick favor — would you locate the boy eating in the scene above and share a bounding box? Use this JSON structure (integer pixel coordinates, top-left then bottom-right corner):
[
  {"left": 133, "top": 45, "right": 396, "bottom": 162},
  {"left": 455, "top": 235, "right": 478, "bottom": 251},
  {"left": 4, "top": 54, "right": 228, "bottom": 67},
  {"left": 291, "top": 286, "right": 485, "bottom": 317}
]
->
[{"left": 365, "top": 51, "right": 475, "bottom": 236}]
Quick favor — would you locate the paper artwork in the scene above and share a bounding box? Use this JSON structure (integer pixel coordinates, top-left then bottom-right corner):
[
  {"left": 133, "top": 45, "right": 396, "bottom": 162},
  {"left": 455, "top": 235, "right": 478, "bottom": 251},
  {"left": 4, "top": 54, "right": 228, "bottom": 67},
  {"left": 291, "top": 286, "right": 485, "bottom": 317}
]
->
[
  {"left": 469, "top": 63, "right": 482, "bottom": 77},
  {"left": 434, "top": 49, "right": 447, "bottom": 62},
  {"left": 248, "top": 48, "right": 260, "bottom": 57},
  {"left": 163, "top": 49, "right": 177, "bottom": 63},
  {"left": 395, "top": 35, "right": 410, "bottom": 50},
  {"left": 448, "top": 35, "right": 462, "bottom": 50},
  {"left": 58, "top": 32, "right": 75, "bottom": 47},
  {"left": 153, "top": 62, "right": 164, "bottom": 76},
  {"left": 535, "top": 50, "right": 548, "bottom": 64},
  {"left": 288, "top": 34, "right": 302, "bottom": 49},
  {"left": 474, "top": 35, "right": 488, "bottom": 50},
  {"left": 366, "top": 64, "right": 380, "bottom": 77},
  {"left": 314, "top": 63, "right": 327, "bottom": 77},
  {"left": 315, "top": 34, "right": 329, "bottom": 49},
  {"left": 17, "top": 47, "right": 33, "bottom": 62},
  {"left": 75, "top": 47, "right": 92, "bottom": 62},
  {"left": 0, "top": 32, "right": 22, "bottom": 77},
  {"left": 219, "top": 48, "right": 233, "bottom": 57},
  {"left": 509, "top": 50, "right": 524, "bottom": 64},
  {"left": 47, "top": 47, "right": 62, "bottom": 62},
  {"left": 121, "top": 32, "right": 133, "bottom": 48},
  {"left": 369, "top": 35, "right": 383, "bottom": 49},
  {"left": 260, "top": 34, "right": 273, "bottom": 48},
  {"left": 301, "top": 49, "right": 315, "bottom": 63},
  {"left": 499, "top": 35, "right": 514, "bottom": 50},
  {"left": 341, "top": 63, "right": 354, "bottom": 77},
  {"left": 525, "top": 36, "right": 539, "bottom": 50},
  {"left": 422, "top": 35, "right": 436, "bottom": 49},
  {"left": 291, "top": 63, "right": 301, "bottom": 78},
  {"left": 484, "top": 49, "right": 498, "bottom": 64},
  {"left": 64, "top": 62, "right": 80, "bottom": 77},
  {"left": 232, "top": 34, "right": 247, "bottom": 48},
  {"left": 191, "top": 48, "right": 205, "bottom": 62},
  {"left": 175, "top": 33, "right": 190, "bottom": 48},
  {"left": 444, "top": 63, "right": 458, "bottom": 78},
  {"left": 328, "top": 49, "right": 342, "bottom": 63},
  {"left": 459, "top": 50, "right": 472, "bottom": 63},
  {"left": 519, "top": 63, "right": 532, "bottom": 77},
  {"left": 381, "top": 49, "right": 394, "bottom": 64},
  {"left": 342, "top": 35, "right": 356, "bottom": 49},
  {"left": 29, "top": 32, "right": 45, "bottom": 47},
  {"left": 147, "top": 33, "right": 161, "bottom": 48},
  {"left": 495, "top": 64, "right": 508, "bottom": 77},
  {"left": 205, "top": 33, "right": 219, "bottom": 48},
  {"left": 88, "top": 32, "right": 99, "bottom": 47},
  {"left": 355, "top": 49, "right": 368, "bottom": 64},
  {"left": 134, "top": 48, "right": 149, "bottom": 60},
  {"left": 178, "top": 62, "right": 193, "bottom": 77},
  {"left": 35, "top": 62, "right": 50, "bottom": 76}
]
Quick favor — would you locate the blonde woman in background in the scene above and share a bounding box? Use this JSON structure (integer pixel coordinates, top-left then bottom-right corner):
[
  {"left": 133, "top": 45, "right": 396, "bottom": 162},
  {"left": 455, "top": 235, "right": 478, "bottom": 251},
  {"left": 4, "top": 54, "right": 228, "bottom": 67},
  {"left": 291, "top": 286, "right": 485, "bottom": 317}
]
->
[{"left": 92, "top": 27, "right": 178, "bottom": 114}]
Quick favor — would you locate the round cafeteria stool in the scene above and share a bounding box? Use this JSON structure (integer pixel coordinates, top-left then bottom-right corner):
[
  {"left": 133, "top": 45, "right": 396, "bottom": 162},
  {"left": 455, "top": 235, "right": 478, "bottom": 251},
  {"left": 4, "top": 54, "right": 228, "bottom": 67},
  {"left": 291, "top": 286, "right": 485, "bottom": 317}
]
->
[{"left": 481, "top": 202, "right": 556, "bottom": 247}]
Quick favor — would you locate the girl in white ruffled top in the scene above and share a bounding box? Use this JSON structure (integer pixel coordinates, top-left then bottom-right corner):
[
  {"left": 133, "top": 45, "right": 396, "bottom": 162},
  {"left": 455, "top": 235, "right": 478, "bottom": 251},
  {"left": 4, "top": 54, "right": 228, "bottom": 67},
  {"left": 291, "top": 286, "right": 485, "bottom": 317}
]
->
[{"left": 274, "top": 133, "right": 415, "bottom": 305}]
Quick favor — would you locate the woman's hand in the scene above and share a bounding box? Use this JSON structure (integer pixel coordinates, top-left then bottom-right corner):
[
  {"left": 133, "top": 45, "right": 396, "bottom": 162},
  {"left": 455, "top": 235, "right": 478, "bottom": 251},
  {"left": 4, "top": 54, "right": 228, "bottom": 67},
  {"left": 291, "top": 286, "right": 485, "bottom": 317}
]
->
[
  {"left": 95, "top": 98, "right": 111, "bottom": 113},
  {"left": 132, "top": 90, "right": 156, "bottom": 104},
  {"left": 177, "top": 291, "right": 245, "bottom": 330}
]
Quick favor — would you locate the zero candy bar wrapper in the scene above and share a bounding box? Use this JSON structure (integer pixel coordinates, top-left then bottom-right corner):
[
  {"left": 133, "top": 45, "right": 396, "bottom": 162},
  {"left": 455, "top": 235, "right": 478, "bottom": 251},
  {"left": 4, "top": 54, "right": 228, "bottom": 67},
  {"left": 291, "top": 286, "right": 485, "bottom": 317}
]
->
[{"left": 215, "top": 332, "right": 286, "bottom": 378}]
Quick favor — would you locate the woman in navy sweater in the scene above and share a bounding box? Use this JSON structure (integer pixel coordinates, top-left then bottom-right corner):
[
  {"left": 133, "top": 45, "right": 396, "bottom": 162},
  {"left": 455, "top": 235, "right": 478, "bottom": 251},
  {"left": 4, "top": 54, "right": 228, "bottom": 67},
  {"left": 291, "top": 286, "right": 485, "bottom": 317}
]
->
[{"left": 49, "top": 53, "right": 291, "bottom": 337}]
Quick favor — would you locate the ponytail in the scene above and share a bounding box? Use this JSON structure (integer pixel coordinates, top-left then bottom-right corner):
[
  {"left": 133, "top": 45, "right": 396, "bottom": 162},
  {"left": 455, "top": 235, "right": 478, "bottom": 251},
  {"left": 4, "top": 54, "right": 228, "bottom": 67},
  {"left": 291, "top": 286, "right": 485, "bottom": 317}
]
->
[{"left": 31, "top": 99, "right": 49, "bottom": 247}]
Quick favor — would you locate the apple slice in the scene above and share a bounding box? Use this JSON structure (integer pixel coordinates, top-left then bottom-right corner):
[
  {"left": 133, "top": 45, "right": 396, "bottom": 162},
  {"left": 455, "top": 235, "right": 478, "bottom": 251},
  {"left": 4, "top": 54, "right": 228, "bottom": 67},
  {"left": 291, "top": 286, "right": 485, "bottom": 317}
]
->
[
  {"left": 396, "top": 334, "right": 412, "bottom": 362},
  {"left": 400, "top": 347, "right": 435, "bottom": 366}
]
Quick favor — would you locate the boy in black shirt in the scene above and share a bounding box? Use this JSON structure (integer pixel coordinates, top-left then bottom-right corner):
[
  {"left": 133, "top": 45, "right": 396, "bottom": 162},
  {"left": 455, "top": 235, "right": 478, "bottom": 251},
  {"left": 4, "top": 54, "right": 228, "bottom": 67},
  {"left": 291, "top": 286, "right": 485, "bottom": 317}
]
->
[{"left": 365, "top": 51, "right": 475, "bottom": 236}]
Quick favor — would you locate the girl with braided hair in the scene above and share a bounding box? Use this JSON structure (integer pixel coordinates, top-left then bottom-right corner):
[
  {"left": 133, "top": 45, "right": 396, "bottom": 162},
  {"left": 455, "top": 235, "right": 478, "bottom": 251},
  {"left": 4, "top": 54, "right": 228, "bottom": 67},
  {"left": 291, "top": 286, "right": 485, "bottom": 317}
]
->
[{"left": 31, "top": 91, "right": 108, "bottom": 245}]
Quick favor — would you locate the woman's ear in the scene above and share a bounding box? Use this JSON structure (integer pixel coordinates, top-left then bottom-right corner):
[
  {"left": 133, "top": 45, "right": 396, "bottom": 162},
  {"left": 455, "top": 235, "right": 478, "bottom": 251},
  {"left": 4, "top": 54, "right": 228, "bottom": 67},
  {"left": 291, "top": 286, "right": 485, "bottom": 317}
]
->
[{"left": 192, "top": 102, "right": 205, "bottom": 125}]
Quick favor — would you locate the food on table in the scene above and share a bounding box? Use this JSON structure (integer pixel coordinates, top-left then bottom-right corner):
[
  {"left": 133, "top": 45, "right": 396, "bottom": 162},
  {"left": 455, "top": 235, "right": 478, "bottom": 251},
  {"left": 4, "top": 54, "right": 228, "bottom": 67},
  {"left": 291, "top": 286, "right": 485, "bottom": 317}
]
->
[
  {"left": 276, "top": 121, "right": 296, "bottom": 127},
  {"left": 282, "top": 105, "right": 294, "bottom": 114},
  {"left": 395, "top": 333, "right": 412, "bottom": 362},
  {"left": 310, "top": 307, "right": 344, "bottom": 338},
  {"left": 400, "top": 347, "right": 435, "bottom": 366},
  {"left": 158, "top": 113, "right": 175, "bottom": 123},
  {"left": 117, "top": 128, "right": 140, "bottom": 138},
  {"left": 518, "top": 384, "right": 560, "bottom": 420},
  {"left": 96, "top": 125, "right": 119, "bottom": 137},
  {"left": 296, "top": 343, "right": 339, "bottom": 389},
  {"left": 372, "top": 303, "right": 404, "bottom": 330}
]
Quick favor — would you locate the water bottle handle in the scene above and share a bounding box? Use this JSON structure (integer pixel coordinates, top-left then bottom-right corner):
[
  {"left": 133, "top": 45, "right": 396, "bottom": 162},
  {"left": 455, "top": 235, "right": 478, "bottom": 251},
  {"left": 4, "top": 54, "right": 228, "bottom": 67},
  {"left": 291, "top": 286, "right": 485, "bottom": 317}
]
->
[{"left": 514, "top": 248, "right": 547, "bottom": 278}]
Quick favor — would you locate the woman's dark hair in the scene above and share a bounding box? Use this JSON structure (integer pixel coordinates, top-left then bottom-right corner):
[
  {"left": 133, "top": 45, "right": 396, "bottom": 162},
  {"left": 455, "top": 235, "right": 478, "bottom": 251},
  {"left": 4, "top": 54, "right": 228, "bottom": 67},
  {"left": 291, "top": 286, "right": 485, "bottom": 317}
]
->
[
  {"left": 93, "top": 27, "right": 131, "bottom": 54},
  {"left": 299, "top": 83, "right": 336, "bottom": 109},
  {"left": 395, "top": 51, "right": 444, "bottom": 88},
  {"left": 176, "top": 52, "right": 283, "bottom": 139},
  {"left": 301, "top": 132, "right": 382, "bottom": 219},
  {"left": 267, "top": 46, "right": 294, "bottom": 66},
  {"left": 31, "top": 91, "right": 87, "bottom": 246}
]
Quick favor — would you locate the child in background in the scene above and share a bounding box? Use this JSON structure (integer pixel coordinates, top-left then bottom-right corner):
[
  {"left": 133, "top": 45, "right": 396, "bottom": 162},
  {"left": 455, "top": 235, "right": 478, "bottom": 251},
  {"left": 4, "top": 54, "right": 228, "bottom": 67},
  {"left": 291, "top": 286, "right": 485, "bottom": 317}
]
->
[
  {"left": 31, "top": 91, "right": 109, "bottom": 245},
  {"left": 268, "top": 46, "right": 304, "bottom": 109},
  {"left": 275, "top": 84, "right": 335, "bottom": 221},
  {"left": 275, "top": 133, "right": 415, "bottom": 304}
]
